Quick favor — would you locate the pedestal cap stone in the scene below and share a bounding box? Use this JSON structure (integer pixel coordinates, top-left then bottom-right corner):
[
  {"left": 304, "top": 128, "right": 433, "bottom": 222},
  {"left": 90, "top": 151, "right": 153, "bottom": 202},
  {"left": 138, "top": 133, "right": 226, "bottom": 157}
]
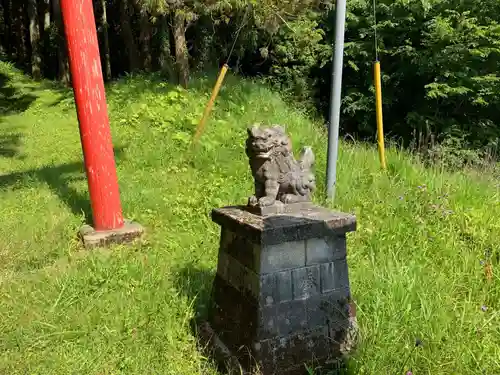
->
[{"left": 211, "top": 205, "right": 356, "bottom": 247}]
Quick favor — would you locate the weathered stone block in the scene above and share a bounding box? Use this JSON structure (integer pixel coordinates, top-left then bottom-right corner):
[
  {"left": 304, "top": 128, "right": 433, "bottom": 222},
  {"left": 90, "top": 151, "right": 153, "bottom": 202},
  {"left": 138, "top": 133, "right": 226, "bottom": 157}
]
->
[
  {"left": 256, "top": 291, "right": 351, "bottom": 342},
  {"left": 292, "top": 265, "right": 320, "bottom": 300},
  {"left": 259, "top": 270, "right": 294, "bottom": 306},
  {"left": 305, "top": 292, "right": 351, "bottom": 330},
  {"left": 319, "top": 262, "right": 336, "bottom": 293},
  {"left": 260, "top": 273, "right": 277, "bottom": 306},
  {"left": 306, "top": 235, "right": 346, "bottom": 266},
  {"left": 319, "top": 258, "right": 350, "bottom": 293},
  {"left": 220, "top": 228, "right": 235, "bottom": 250},
  {"left": 255, "top": 327, "right": 334, "bottom": 373},
  {"left": 221, "top": 228, "right": 260, "bottom": 271},
  {"left": 259, "top": 299, "right": 308, "bottom": 339},
  {"left": 275, "top": 299, "right": 309, "bottom": 336},
  {"left": 210, "top": 276, "right": 258, "bottom": 351},
  {"left": 276, "top": 270, "right": 294, "bottom": 302},
  {"left": 260, "top": 240, "right": 306, "bottom": 274},
  {"left": 333, "top": 257, "right": 350, "bottom": 291},
  {"left": 216, "top": 249, "right": 230, "bottom": 281},
  {"left": 217, "top": 251, "right": 260, "bottom": 299}
]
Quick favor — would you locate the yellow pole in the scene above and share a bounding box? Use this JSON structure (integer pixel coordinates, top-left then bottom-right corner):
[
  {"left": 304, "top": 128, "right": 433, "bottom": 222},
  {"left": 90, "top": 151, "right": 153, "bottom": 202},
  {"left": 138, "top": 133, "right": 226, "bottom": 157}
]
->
[
  {"left": 193, "top": 64, "right": 229, "bottom": 145},
  {"left": 374, "top": 60, "right": 386, "bottom": 169}
]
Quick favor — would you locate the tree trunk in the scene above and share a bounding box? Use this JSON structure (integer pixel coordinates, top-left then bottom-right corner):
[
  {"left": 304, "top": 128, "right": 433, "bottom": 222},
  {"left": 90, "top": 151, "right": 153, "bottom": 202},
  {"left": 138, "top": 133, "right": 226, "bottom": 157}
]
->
[
  {"left": 2, "top": 0, "right": 16, "bottom": 59},
  {"left": 158, "top": 15, "right": 175, "bottom": 80},
  {"left": 173, "top": 10, "right": 189, "bottom": 88},
  {"left": 0, "top": 0, "right": 5, "bottom": 55},
  {"left": 14, "top": 0, "right": 29, "bottom": 66},
  {"left": 52, "top": 0, "right": 70, "bottom": 85},
  {"left": 28, "top": 0, "right": 41, "bottom": 80},
  {"left": 139, "top": 10, "right": 152, "bottom": 72},
  {"left": 119, "top": 0, "right": 140, "bottom": 72},
  {"left": 100, "top": 0, "right": 112, "bottom": 80},
  {"left": 41, "top": 0, "right": 51, "bottom": 78},
  {"left": 43, "top": 0, "right": 50, "bottom": 31}
]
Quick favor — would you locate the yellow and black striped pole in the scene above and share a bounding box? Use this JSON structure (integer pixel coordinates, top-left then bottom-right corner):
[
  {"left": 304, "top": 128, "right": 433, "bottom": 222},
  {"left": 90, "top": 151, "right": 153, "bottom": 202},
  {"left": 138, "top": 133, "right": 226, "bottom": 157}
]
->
[
  {"left": 193, "top": 64, "right": 229, "bottom": 145},
  {"left": 192, "top": 4, "right": 251, "bottom": 146},
  {"left": 374, "top": 60, "right": 386, "bottom": 169}
]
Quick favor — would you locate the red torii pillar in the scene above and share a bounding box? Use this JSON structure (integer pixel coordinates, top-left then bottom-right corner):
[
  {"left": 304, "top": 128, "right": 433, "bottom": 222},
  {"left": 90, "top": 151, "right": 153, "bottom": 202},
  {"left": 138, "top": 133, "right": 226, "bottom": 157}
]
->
[{"left": 60, "top": 0, "right": 143, "bottom": 248}]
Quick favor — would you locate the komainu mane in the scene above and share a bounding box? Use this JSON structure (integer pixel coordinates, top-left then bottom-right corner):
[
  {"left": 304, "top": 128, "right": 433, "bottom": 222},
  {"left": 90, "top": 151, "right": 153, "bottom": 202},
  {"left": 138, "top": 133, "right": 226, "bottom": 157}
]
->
[{"left": 245, "top": 124, "right": 316, "bottom": 208}]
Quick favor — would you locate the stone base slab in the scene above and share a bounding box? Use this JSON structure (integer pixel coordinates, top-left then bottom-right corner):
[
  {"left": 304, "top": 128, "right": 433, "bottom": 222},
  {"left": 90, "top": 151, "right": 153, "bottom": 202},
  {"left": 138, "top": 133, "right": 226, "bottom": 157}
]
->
[
  {"left": 79, "top": 220, "right": 144, "bottom": 249},
  {"left": 195, "top": 319, "right": 357, "bottom": 375},
  {"left": 245, "top": 201, "right": 315, "bottom": 216},
  {"left": 195, "top": 320, "right": 246, "bottom": 375}
]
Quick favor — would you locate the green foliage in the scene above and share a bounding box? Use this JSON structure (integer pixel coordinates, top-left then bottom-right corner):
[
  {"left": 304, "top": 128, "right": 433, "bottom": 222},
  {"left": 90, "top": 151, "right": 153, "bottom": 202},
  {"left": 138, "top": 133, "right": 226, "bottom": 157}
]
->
[
  {"left": 321, "top": 0, "right": 500, "bottom": 158},
  {"left": 6, "top": 0, "right": 500, "bottom": 163},
  {"left": 265, "top": 14, "right": 330, "bottom": 105}
]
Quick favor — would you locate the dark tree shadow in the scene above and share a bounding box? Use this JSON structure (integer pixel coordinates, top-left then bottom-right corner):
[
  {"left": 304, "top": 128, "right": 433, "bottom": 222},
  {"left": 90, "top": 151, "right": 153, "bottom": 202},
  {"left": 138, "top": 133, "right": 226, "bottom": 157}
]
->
[
  {"left": 0, "top": 72, "right": 37, "bottom": 116},
  {"left": 0, "top": 68, "right": 74, "bottom": 117},
  {"left": 173, "top": 262, "right": 216, "bottom": 321},
  {"left": 0, "top": 71, "right": 38, "bottom": 158},
  {"left": 0, "top": 133, "right": 23, "bottom": 158},
  {"left": 0, "top": 147, "right": 126, "bottom": 224}
]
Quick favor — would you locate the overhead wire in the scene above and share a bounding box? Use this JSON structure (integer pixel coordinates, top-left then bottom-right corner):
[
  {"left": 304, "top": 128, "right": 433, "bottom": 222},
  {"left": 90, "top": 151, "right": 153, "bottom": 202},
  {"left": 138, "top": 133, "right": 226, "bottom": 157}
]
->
[
  {"left": 373, "top": 0, "right": 379, "bottom": 61},
  {"left": 192, "top": 3, "right": 252, "bottom": 145},
  {"left": 226, "top": 3, "right": 252, "bottom": 64}
]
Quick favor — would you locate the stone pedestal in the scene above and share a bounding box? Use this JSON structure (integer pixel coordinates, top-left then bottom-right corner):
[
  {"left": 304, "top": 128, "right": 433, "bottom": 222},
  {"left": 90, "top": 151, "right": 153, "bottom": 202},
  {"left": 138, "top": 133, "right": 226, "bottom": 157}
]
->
[{"left": 200, "top": 205, "right": 357, "bottom": 375}]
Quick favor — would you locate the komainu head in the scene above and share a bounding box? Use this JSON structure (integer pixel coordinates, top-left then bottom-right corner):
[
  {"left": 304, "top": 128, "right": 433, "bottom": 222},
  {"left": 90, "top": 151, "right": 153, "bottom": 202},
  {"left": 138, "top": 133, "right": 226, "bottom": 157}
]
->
[{"left": 245, "top": 124, "right": 292, "bottom": 159}]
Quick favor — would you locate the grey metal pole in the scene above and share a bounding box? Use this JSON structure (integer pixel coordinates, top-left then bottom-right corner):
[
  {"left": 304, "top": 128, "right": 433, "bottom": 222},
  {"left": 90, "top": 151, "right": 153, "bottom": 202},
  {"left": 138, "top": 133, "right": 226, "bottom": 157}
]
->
[{"left": 326, "top": 0, "right": 347, "bottom": 201}]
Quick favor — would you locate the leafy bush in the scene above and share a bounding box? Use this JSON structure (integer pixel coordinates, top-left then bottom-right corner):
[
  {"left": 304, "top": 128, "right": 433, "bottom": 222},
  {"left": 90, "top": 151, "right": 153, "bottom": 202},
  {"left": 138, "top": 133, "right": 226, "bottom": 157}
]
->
[{"left": 5, "top": 0, "right": 500, "bottom": 166}]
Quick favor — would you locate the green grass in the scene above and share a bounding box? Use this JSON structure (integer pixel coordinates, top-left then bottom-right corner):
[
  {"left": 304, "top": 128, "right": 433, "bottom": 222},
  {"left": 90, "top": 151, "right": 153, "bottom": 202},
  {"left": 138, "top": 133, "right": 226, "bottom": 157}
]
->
[{"left": 1, "top": 60, "right": 499, "bottom": 375}]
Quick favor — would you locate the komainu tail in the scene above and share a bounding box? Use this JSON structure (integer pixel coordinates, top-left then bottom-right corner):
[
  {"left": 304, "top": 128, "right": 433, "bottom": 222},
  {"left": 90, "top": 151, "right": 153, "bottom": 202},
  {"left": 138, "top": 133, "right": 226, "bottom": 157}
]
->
[{"left": 299, "top": 146, "right": 315, "bottom": 171}]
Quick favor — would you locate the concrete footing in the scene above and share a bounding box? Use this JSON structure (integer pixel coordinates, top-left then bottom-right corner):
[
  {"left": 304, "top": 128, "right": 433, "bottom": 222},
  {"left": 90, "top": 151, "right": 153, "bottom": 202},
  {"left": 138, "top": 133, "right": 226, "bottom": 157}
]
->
[{"left": 79, "top": 220, "right": 144, "bottom": 249}]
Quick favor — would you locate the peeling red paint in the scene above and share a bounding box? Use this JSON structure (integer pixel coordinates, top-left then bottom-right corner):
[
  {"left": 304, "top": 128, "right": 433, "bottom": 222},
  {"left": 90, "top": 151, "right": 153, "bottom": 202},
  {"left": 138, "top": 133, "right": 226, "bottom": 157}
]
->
[{"left": 60, "top": 0, "right": 124, "bottom": 231}]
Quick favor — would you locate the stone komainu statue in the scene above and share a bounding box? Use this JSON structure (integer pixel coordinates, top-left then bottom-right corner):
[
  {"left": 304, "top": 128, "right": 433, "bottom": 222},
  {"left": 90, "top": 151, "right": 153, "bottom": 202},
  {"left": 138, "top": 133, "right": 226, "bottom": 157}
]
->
[{"left": 245, "top": 124, "right": 316, "bottom": 208}]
